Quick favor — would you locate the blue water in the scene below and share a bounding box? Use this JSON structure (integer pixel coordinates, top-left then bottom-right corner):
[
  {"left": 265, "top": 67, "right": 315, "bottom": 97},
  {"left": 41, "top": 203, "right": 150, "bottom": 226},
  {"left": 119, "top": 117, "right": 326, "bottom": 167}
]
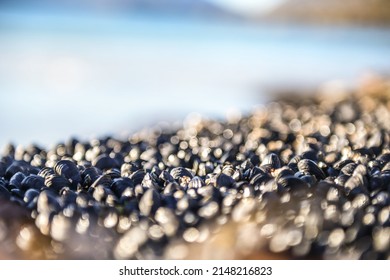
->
[{"left": 1, "top": 9, "right": 390, "bottom": 148}]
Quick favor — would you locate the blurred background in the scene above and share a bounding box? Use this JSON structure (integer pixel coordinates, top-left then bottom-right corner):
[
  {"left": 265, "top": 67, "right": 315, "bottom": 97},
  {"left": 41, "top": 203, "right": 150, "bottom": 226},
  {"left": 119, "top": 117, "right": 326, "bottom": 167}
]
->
[{"left": 1, "top": 0, "right": 390, "bottom": 148}]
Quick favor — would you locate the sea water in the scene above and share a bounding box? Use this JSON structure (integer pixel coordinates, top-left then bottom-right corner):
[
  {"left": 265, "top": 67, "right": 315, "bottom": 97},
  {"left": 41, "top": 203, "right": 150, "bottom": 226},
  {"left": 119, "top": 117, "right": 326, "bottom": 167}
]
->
[{"left": 1, "top": 9, "right": 389, "bottom": 148}]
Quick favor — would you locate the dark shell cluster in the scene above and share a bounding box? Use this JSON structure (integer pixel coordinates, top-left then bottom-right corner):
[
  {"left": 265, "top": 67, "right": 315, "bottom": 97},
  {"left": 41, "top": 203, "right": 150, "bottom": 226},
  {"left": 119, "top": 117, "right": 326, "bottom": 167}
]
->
[{"left": 1, "top": 81, "right": 390, "bottom": 259}]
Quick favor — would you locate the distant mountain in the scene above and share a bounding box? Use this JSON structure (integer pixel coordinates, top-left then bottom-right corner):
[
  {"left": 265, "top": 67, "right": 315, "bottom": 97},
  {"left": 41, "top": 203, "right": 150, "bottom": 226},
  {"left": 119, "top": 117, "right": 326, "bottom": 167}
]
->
[
  {"left": 263, "top": 0, "right": 390, "bottom": 25},
  {"left": 0, "top": 0, "right": 238, "bottom": 19}
]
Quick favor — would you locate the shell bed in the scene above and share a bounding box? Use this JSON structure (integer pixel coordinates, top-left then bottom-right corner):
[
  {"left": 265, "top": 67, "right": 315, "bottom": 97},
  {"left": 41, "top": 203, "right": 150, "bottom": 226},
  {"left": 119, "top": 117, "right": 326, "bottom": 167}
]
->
[{"left": 0, "top": 79, "right": 390, "bottom": 259}]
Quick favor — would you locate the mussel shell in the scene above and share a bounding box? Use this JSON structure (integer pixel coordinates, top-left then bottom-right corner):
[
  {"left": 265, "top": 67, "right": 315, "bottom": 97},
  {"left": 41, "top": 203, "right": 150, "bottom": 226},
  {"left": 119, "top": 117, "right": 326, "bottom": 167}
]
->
[
  {"left": 159, "top": 170, "right": 174, "bottom": 183},
  {"left": 0, "top": 184, "right": 10, "bottom": 199},
  {"left": 352, "top": 164, "right": 368, "bottom": 177},
  {"left": 221, "top": 164, "right": 235, "bottom": 177},
  {"left": 372, "top": 191, "right": 389, "bottom": 207},
  {"left": 139, "top": 188, "right": 161, "bottom": 217},
  {"left": 130, "top": 170, "right": 146, "bottom": 186},
  {"left": 141, "top": 172, "right": 161, "bottom": 189},
  {"left": 382, "top": 162, "right": 390, "bottom": 173},
  {"left": 44, "top": 174, "right": 70, "bottom": 192},
  {"left": 120, "top": 163, "right": 138, "bottom": 177},
  {"left": 23, "top": 188, "right": 40, "bottom": 204},
  {"left": 90, "top": 175, "right": 112, "bottom": 189},
  {"left": 377, "top": 153, "right": 390, "bottom": 163},
  {"left": 170, "top": 167, "right": 193, "bottom": 180},
  {"left": 243, "top": 166, "right": 265, "bottom": 181},
  {"left": 333, "top": 159, "right": 355, "bottom": 171},
  {"left": 340, "top": 163, "right": 358, "bottom": 176},
  {"left": 93, "top": 154, "right": 120, "bottom": 170},
  {"left": 277, "top": 176, "right": 308, "bottom": 189},
  {"left": 111, "top": 177, "right": 134, "bottom": 197},
  {"left": 92, "top": 185, "right": 114, "bottom": 202},
  {"left": 345, "top": 175, "right": 368, "bottom": 196},
  {"left": 9, "top": 196, "right": 25, "bottom": 207},
  {"left": 249, "top": 173, "right": 272, "bottom": 186},
  {"left": 37, "top": 190, "right": 62, "bottom": 214},
  {"left": 240, "top": 159, "right": 254, "bottom": 171},
  {"left": 298, "top": 159, "right": 326, "bottom": 180},
  {"left": 10, "top": 188, "right": 24, "bottom": 198},
  {"left": 54, "top": 160, "right": 81, "bottom": 186},
  {"left": 9, "top": 171, "right": 26, "bottom": 189},
  {"left": 232, "top": 168, "right": 242, "bottom": 181},
  {"left": 104, "top": 168, "right": 121, "bottom": 179},
  {"left": 0, "top": 162, "right": 6, "bottom": 177},
  {"left": 81, "top": 166, "right": 102, "bottom": 186},
  {"left": 163, "top": 182, "right": 180, "bottom": 195},
  {"left": 0, "top": 178, "right": 7, "bottom": 189},
  {"left": 261, "top": 153, "right": 281, "bottom": 169},
  {"left": 20, "top": 174, "right": 45, "bottom": 191},
  {"left": 335, "top": 174, "right": 350, "bottom": 187},
  {"left": 38, "top": 167, "right": 55, "bottom": 178},
  {"left": 4, "top": 160, "right": 30, "bottom": 179},
  {"left": 277, "top": 176, "right": 309, "bottom": 197},
  {"left": 154, "top": 207, "right": 179, "bottom": 237},
  {"left": 188, "top": 176, "right": 204, "bottom": 189},
  {"left": 216, "top": 173, "right": 235, "bottom": 188},
  {"left": 60, "top": 187, "right": 78, "bottom": 205},
  {"left": 368, "top": 160, "right": 383, "bottom": 172},
  {"left": 301, "top": 150, "right": 319, "bottom": 161},
  {"left": 198, "top": 185, "right": 221, "bottom": 204},
  {"left": 300, "top": 174, "right": 317, "bottom": 186},
  {"left": 274, "top": 167, "right": 295, "bottom": 181},
  {"left": 288, "top": 155, "right": 303, "bottom": 171},
  {"left": 369, "top": 175, "right": 384, "bottom": 191},
  {"left": 75, "top": 191, "right": 92, "bottom": 208}
]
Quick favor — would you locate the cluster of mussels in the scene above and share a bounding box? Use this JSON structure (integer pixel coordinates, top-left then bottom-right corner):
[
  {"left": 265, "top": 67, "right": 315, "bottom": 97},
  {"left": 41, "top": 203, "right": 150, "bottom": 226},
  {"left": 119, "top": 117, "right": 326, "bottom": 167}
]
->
[{"left": 1, "top": 81, "right": 390, "bottom": 260}]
